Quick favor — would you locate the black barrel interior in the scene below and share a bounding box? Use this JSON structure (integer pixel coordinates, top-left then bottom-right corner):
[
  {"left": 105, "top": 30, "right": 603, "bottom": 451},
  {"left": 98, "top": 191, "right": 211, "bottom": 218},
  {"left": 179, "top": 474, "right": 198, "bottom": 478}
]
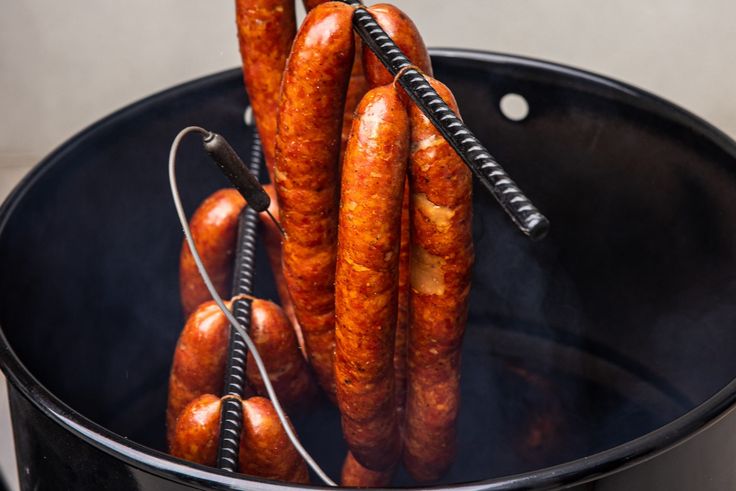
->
[{"left": 2, "top": 51, "right": 736, "bottom": 486}]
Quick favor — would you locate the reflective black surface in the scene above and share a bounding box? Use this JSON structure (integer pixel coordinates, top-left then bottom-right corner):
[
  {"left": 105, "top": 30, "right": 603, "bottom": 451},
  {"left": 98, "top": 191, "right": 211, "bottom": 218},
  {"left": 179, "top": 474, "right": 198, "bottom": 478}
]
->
[{"left": 2, "top": 50, "right": 736, "bottom": 490}]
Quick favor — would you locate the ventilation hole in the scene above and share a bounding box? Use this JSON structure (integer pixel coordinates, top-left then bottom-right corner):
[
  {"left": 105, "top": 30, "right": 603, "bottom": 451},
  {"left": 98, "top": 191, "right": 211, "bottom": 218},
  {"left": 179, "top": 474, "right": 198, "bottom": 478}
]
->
[
  {"left": 499, "top": 93, "right": 529, "bottom": 122},
  {"left": 243, "top": 106, "right": 254, "bottom": 127}
]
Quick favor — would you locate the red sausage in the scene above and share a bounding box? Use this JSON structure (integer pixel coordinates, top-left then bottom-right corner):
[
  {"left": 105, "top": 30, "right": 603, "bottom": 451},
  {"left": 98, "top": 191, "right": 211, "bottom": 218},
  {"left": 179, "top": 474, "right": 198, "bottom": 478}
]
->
[
  {"left": 167, "top": 302, "right": 229, "bottom": 444},
  {"left": 341, "top": 451, "right": 394, "bottom": 488},
  {"left": 403, "top": 78, "right": 474, "bottom": 482},
  {"left": 506, "top": 364, "right": 565, "bottom": 467},
  {"left": 274, "top": 1, "right": 355, "bottom": 398},
  {"left": 359, "top": 2, "right": 432, "bottom": 423},
  {"left": 259, "top": 184, "right": 305, "bottom": 353},
  {"left": 304, "top": 0, "right": 368, "bottom": 163},
  {"left": 167, "top": 299, "right": 315, "bottom": 443},
  {"left": 362, "top": 4, "right": 433, "bottom": 88},
  {"left": 180, "top": 187, "right": 300, "bottom": 342},
  {"left": 240, "top": 396, "right": 309, "bottom": 483},
  {"left": 334, "top": 84, "right": 408, "bottom": 471},
  {"left": 235, "top": 0, "right": 296, "bottom": 180},
  {"left": 179, "top": 189, "right": 245, "bottom": 317},
  {"left": 169, "top": 394, "right": 222, "bottom": 464},
  {"left": 395, "top": 184, "right": 410, "bottom": 419},
  {"left": 340, "top": 40, "right": 370, "bottom": 163},
  {"left": 245, "top": 298, "right": 316, "bottom": 409},
  {"left": 170, "top": 394, "right": 309, "bottom": 483}
]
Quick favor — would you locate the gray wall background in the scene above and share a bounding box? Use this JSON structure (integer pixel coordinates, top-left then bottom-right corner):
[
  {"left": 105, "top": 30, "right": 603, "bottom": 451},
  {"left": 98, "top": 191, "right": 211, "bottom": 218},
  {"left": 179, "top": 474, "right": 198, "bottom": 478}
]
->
[{"left": 0, "top": 1, "right": 735, "bottom": 489}]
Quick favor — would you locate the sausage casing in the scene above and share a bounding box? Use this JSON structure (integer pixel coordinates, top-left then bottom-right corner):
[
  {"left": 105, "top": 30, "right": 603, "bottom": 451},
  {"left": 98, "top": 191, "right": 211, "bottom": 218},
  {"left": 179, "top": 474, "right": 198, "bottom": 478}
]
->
[
  {"left": 303, "top": 2, "right": 368, "bottom": 161},
  {"left": 403, "top": 78, "right": 474, "bottom": 482},
  {"left": 170, "top": 394, "right": 308, "bottom": 483},
  {"left": 235, "top": 0, "right": 296, "bottom": 179},
  {"left": 360, "top": 2, "right": 431, "bottom": 421},
  {"left": 167, "top": 302, "right": 229, "bottom": 444},
  {"left": 240, "top": 396, "right": 309, "bottom": 483},
  {"left": 274, "top": 2, "right": 355, "bottom": 398},
  {"left": 259, "top": 184, "right": 305, "bottom": 352},
  {"left": 341, "top": 40, "right": 370, "bottom": 162},
  {"left": 179, "top": 189, "right": 245, "bottom": 316},
  {"left": 334, "top": 84, "right": 408, "bottom": 471},
  {"left": 181, "top": 185, "right": 303, "bottom": 350},
  {"left": 167, "top": 299, "right": 314, "bottom": 443},
  {"left": 363, "top": 4, "right": 433, "bottom": 88},
  {"left": 395, "top": 184, "right": 410, "bottom": 418},
  {"left": 169, "top": 394, "right": 221, "bottom": 465},
  {"left": 341, "top": 451, "right": 394, "bottom": 488}
]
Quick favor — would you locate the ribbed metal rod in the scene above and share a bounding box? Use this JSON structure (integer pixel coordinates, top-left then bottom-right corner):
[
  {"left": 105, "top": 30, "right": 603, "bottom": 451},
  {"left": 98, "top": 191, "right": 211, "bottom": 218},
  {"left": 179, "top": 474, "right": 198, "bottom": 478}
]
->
[
  {"left": 216, "top": 131, "right": 263, "bottom": 471},
  {"left": 345, "top": 1, "right": 549, "bottom": 240}
]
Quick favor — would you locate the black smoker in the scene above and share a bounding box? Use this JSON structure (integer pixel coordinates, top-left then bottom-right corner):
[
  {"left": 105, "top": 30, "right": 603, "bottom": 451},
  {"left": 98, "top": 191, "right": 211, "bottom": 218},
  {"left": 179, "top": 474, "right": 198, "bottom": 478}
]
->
[{"left": 2, "top": 50, "right": 736, "bottom": 490}]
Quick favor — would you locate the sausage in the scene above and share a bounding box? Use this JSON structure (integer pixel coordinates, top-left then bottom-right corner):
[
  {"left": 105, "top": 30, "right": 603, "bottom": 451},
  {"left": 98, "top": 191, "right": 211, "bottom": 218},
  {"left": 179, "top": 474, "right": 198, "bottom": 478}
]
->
[
  {"left": 506, "top": 364, "right": 564, "bottom": 466},
  {"left": 341, "top": 451, "right": 394, "bottom": 488},
  {"left": 179, "top": 189, "right": 245, "bottom": 316},
  {"left": 341, "top": 41, "right": 370, "bottom": 163},
  {"left": 303, "top": 0, "right": 368, "bottom": 162},
  {"left": 170, "top": 393, "right": 221, "bottom": 465},
  {"left": 240, "top": 396, "right": 309, "bottom": 483},
  {"left": 167, "top": 299, "right": 314, "bottom": 443},
  {"left": 274, "top": 1, "right": 355, "bottom": 398},
  {"left": 302, "top": 0, "right": 329, "bottom": 11},
  {"left": 170, "top": 394, "right": 309, "bottom": 483},
  {"left": 403, "top": 78, "right": 474, "bottom": 482},
  {"left": 362, "top": 4, "right": 433, "bottom": 88},
  {"left": 246, "top": 298, "right": 317, "bottom": 409},
  {"left": 359, "top": 2, "right": 432, "bottom": 423},
  {"left": 180, "top": 187, "right": 298, "bottom": 329},
  {"left": 259, "top": 184, "right": 305, "bottom": 352},
  {"left": 167, "top": 302, "right": 229, "bottom": 444},
  {"left": 334, "top": 84, "right": 408, "bottom": 471},
  {"left": 394, "top": 185, "right": 410, "bottom": 418},
  {"left": 235, "top": 0, "right": 296, "bottom": 180}
]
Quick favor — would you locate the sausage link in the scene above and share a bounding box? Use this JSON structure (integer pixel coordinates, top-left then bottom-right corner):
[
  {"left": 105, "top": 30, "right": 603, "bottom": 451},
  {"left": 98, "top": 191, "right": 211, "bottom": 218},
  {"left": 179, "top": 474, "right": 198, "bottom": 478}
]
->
[
  {"left": 181, "top": 186, "right": 302, "bottom": 347},
  {"left": 341, "top": 451, "right": 394, "bottom": 488},
  {"left": 179, "top": 186, "right": 301, "bottom": 321},
  {"left": 259, "top": 184, "right": 305, "bottom": 352},
  {"left": 334, "top": 84, "right": 408, "bottom": 471},
  {"left": 240, "top": 396, "right": 309, "bottom": 483},
  {"left": 506, "top": 364, "right": 564, "bottom": 466},
  {"left": 303, "top": 0, "right": 368, "bottom": 162},
  {"left": 362, "top": 4, "right": 433, "bottom": 88},
  {"left": 341, "top": 40, "right": 370, "bottom": 163},
  {"left": 274, "top": 2, "right": 355, "bottom": 398},
  {"left": 395, "top": 183, "right": 410, "bottom": 418},
  {"left": 169, "top": 393, "right": 221, "bottom": 465},
  {"left": 167, "top": 299, "right": 314, "bottom": 443},
  {"left": 167, "top": 302, "right": 229, "bottom": 445},
  {"left": 302, "top": 0, "right": 329, "bottom": 11},
  {"left": 235, "top": 0, "right": 296, "bottom": 179},
  {"left": 360, "top": 2, "right": 430, "bottom": 424},
  {"left": 180, "top": 189, "right": 246, "bottom": 316},
  {"left": 246, "top": 299, "right": 317, "bottom": 409},
  {"left": 170, "top": 395, "right": 308, "bottom": 483},
  {"left": 403, "top": 78, "right": 474, "bottom": 482}
]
